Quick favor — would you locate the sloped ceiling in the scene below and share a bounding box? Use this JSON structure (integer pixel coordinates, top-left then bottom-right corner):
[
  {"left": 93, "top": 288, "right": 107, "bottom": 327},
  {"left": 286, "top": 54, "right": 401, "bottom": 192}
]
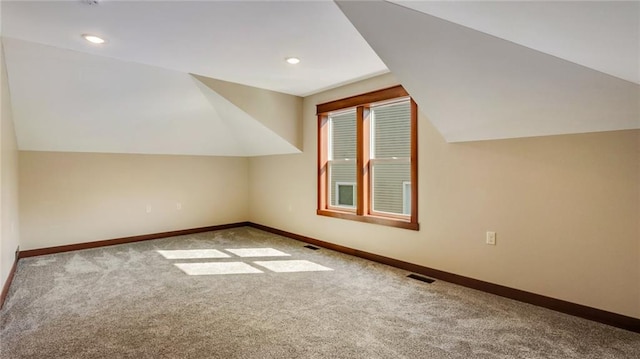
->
[
  {"left": 192, "top": 77, "right": 300, "bottom": 156},
  {"left": 390, "top": 0, "right": 639, "bottom": 85},
  {"left": 0, "top": 0, "right": 385, "bottom": 156},
  {"left": 338, "top": 0, "right": 640, "bottom": 142},
  {"left": 191, "top": 75, "right": 302, "bottom": 150},
  {"left": 3, "top": 38, "right": 299, "bottom": 156},
  {"left": 1, "top": 0, "right": 386, "bottom": 96},
  {"left": 1, "top": 0, "right": 639, "bottom": 155}
]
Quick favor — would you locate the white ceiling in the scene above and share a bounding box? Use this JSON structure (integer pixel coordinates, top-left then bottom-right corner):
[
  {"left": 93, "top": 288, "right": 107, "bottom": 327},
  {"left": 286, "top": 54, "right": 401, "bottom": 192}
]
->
[
  {"left": 3, "top": 38, "right": 299, "bottom": 156},
  {"left": 390, "top": 0, "right": 640, "bottom": 85},
  {"left": 339, "top": 0, "right": 640, "bottom": 142},
  {"left": 2, "top": 0, "right": 384, "bottom": 156},
  {"left": 1, "top": 0, "right": 387, "bottom": 96},
  {"left": 1, "top": 0, "right": 639, "bottom": 156}
]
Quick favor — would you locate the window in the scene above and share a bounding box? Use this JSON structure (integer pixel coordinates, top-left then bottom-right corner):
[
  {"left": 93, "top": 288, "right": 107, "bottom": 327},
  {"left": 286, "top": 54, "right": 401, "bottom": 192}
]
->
[{"left": 317, "top": 85, "right": 418, "bottom": 230}]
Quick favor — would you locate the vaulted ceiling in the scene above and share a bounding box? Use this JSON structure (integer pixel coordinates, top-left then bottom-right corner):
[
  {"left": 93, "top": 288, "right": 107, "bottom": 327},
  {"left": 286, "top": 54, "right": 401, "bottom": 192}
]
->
[
  {"left": 1, "top": 1, "right": 638, "bottom": 156},
  {"left": 339, "top": 0, "right": 639, "bottom": 142}
]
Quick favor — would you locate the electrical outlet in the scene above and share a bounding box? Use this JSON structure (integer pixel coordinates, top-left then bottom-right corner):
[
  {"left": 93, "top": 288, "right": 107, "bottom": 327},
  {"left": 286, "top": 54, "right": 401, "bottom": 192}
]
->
[
  {"left": 146, "top": 205, "right": 152, "bottom": 213},
  {"left": 176, "top": 202, "right": 182, "bottom": 210},
  {"left": 486, "top": 231, "right": 496, "bottom": 245}
]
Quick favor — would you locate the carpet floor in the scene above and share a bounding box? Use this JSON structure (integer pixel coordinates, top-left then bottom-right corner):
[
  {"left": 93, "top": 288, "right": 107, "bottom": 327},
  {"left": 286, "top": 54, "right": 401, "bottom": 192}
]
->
[{"left": 1, "top": 227, "right": 639, "bottom": 358}]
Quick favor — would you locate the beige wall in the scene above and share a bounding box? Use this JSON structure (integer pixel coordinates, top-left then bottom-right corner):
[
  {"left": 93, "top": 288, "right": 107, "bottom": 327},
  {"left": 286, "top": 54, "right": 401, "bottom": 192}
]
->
[
  {"left": 249, "top": 73, "right": 640, "bottom": 319},
  {"left": 19, "top": 152, "right": 249, "bottom": 250},
  {"left": 193, "top": 75, "right": 303, "bottom": 150},
  {"left": 1, "top": 38, "right": 22, "bottom": 290}
]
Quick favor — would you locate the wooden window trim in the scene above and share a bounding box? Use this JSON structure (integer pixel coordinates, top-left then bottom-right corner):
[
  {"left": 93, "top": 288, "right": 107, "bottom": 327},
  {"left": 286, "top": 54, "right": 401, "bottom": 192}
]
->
[
  {"left": 317, "top": 85, "right": 419, "bottom": 231},
  {"left": 317, "top": 86, "right": 409, "bottom": 114},
  {"left": 316, "top": 209, "right": 419, "bottom": 230}
]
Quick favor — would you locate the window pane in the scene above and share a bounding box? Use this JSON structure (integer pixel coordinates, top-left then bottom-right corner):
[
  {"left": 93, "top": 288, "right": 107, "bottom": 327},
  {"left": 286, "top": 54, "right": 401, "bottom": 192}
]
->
[
  {"left": 403, "top": 182, "right": 411, "bottom": 215},
  {"left": 329, "top": 162, "right": 356, "bottom": 208},
  {"left": 372, "top": 100, "right": 410, "bottom": 159},
  {"left": 337, "top": 184, "right": 355, "bottom": 207},
  {"left": 371, "top": 162, "right": 410, "bottom": 215},
  {"left": 330, "top": 110, "right": 356, "bottom": 160}
]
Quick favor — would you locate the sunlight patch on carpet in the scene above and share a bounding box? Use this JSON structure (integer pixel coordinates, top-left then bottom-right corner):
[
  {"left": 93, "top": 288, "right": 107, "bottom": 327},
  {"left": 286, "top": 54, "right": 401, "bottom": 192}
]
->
[
  {"left": 174, "top": 262, "right": 263, "bottom": 275},
  {"left": 157, "top": 249, "right": 230, "bottom": 259},
  {"left": 253, "top": 260, "right": 333, "bottom": 273},
  {"left": 225, "top": 248, "right": 291, "bottom": 257}
]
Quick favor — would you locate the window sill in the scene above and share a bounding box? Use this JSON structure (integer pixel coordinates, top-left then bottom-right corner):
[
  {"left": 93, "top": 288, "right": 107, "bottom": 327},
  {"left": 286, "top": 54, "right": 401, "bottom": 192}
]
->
[{"left": 317, "top": 209, "right": 419, "bottom": 231}]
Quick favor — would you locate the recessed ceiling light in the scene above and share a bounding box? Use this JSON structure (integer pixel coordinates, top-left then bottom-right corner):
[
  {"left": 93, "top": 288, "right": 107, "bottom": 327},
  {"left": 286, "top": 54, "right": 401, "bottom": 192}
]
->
[
  {"left": 285, "top": 57, "right": 300, "bottom": 65},
  {"left": 82, "top": 34, "right": 106, "bottom": 44}
]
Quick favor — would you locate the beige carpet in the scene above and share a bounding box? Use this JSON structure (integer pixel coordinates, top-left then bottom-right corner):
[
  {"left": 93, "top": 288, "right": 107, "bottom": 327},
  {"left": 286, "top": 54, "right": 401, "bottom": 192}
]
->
[{"left": 1, "top": 227, "right": 639, "bottom": 358}]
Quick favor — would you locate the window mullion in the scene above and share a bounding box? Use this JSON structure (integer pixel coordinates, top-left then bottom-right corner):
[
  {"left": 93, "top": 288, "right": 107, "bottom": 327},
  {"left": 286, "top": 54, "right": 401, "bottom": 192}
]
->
[
  {"left": 356, "top": 106, "right": 365, "bottom": 216},
  {"left": 362, "top": 106, "right": 371, "bottom": 216}
]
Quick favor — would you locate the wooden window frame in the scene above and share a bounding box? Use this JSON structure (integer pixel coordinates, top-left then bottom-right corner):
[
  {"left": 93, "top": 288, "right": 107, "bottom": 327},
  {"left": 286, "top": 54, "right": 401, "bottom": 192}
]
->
[{"left": 317, "top": 85, "right": 419, "bottom": 231}]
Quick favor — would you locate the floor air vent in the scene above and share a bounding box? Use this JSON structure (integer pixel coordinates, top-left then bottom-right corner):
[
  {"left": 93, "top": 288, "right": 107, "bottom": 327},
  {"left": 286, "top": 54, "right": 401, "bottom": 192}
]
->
[
  {"left": 304, "top": 245, "right": 320, "bottom": 250},
  {"left": 407, "top": 274, "right": 435, "bottom": 284}
]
